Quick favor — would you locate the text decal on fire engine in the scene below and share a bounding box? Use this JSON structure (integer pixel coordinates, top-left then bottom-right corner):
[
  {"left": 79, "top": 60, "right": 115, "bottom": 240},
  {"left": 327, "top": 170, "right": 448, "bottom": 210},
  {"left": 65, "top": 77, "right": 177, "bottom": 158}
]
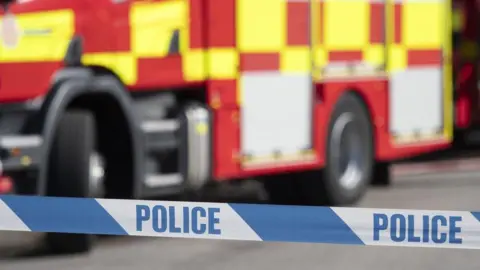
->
[
  {"left": 136, "top": 204, "right": 221, "bottom": 235},
  {"left": 373, "top": 213, "right": 463, "bottom": 244}
]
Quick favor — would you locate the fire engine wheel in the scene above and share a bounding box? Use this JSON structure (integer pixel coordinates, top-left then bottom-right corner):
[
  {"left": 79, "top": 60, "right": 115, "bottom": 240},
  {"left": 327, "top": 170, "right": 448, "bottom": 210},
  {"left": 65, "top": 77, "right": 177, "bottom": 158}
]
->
[
  {"left": 45, "top": 110, "right": 104, "bottom": 254},
  {"left": 322, "top": 93, "right": 373, "bottom": 205},
  {"left": 264, "top": 93, "right": 373, "bottom": 206}
]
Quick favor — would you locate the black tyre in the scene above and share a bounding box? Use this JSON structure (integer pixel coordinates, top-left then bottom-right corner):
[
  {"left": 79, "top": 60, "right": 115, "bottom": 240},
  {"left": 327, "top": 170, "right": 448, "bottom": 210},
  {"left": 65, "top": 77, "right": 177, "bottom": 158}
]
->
[
  {"left": 264, "top": 93, "right": 373, "bottom": 206},
  {"left": 45, "top": 110, "right": 97, "bottom": 254},
  {"left": 320, "top": 93, "right": 373, "bottom": 205},
  {"left": 371, "top": 162, "right": 391, "bottom": 187}
]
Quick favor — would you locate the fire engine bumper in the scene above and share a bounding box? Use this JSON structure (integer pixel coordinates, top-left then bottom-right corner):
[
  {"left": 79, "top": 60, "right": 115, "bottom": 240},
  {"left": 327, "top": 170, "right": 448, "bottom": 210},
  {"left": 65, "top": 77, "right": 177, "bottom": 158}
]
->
[{"left": 0, "top": 135, "right": 43, "bottom": 194}]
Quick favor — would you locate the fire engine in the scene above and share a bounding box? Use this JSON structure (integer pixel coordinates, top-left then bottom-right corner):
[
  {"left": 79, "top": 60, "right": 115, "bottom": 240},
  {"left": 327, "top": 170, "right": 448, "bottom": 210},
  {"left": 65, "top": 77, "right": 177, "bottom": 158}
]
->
[{"left": 0, "top": 0, "right": 473, "bottom": 254}]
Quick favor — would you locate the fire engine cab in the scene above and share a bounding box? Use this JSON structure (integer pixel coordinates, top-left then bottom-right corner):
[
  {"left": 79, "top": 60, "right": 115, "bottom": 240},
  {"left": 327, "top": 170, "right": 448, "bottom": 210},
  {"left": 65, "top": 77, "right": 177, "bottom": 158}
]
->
[{"left": 0, "top": 0, "right": 470, "bottom": 254}]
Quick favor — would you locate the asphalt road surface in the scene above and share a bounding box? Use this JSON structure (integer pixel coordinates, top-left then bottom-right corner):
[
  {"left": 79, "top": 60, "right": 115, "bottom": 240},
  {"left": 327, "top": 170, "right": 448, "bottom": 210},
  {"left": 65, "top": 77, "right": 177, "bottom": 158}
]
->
[{"left": 2, "top": 160, "right": 480, "bottom": 270}]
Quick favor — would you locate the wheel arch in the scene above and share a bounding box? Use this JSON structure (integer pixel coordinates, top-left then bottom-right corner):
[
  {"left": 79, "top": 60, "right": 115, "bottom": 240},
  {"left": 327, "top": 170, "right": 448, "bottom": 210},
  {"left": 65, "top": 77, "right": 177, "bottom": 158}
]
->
[{"left": 28, "top": 68, "right": 144, "bottom": 198}]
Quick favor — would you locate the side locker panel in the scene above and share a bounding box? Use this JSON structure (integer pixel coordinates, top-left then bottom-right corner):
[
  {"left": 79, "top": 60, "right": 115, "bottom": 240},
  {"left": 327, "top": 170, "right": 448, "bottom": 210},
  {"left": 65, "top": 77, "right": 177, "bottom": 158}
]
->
[
  {"left": 387, "top": 0, "right": 452, "bottom": 144},
  {"left": 236, "top": 0, "right": 314, "bottom": 168}
]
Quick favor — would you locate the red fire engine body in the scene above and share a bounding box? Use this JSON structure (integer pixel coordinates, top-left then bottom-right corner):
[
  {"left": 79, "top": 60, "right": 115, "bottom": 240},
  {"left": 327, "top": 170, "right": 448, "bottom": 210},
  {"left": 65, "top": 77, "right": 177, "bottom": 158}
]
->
[{"left": 0, "top": 0, "right": 476, "bottom": 254}]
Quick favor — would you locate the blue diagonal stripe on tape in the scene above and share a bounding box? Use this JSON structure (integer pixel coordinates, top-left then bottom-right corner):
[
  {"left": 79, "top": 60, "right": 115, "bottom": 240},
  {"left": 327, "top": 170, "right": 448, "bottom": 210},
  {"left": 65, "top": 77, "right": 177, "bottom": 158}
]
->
[
  {"left": 0, "top": 195, "right": 127, "bottom": 235},
  {"left": 228, "top": 203, "right": 364, "bottom": 245},
  {"left": 470, "top": 211, "right": 480, "bottom": 223}
]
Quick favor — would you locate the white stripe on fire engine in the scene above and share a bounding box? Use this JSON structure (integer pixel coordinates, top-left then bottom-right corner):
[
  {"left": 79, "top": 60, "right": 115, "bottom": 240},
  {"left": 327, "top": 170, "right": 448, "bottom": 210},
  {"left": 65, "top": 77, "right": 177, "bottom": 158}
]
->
[
  {"left": 322, "top": 61, "right": 383, "bottom": 73},
  {"left": 319, "top": 61, "right": 385, "bottom": 79}
]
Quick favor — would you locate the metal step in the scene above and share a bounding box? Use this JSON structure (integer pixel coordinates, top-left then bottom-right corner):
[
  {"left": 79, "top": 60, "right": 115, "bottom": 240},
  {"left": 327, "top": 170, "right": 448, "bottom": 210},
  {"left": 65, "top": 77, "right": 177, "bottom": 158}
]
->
[
  {"left": 141, "top": 120, "right": 179, "bottom": 133},
  {"left": 0, "top": 135, "right": 43, "bottom": 149},
  {"left": 142, "top": 120, "right": 179, "bottom": 152},
  {"left": 144, "top": 173, "right": 183, "bottom": 188}
]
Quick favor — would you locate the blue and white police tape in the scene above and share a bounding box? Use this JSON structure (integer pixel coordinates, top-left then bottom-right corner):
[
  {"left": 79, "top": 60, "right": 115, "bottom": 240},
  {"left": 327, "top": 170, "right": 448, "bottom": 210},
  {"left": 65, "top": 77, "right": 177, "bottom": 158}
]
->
[{"left": 1, "top": 195, "right": 480, "bottom": 249}]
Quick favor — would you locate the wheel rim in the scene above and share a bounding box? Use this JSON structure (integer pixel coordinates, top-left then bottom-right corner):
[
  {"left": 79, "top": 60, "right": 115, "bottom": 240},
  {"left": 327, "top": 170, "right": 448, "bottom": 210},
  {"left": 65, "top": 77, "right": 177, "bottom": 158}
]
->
[
  {"left": 89, "top": 152, "right": 105, "bottom": 198},
  {"left": 331, "top": 113, "right": 365, "bottom": 190}
]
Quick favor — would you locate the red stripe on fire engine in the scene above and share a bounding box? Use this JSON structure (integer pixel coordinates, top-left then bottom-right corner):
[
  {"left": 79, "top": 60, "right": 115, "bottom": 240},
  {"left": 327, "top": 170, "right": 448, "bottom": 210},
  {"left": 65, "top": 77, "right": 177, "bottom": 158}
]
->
[
  {"left": 189, "top": 0, "right": 204, "bottom": 48},
  {"left": 207, "top": 80, "right": 238, "bottom": 107},
  {"left": 113, "top": 5, "right": 131, "bottom": 51},
  {"left": 81, "top": 4, "right": 131, "bottom": 53},
  {"left": 370, "top": 2, "right": 384, "bottom": 43},
  {"left": 136, "top": 56, "right": 184, "bottom": 87},
  {"left": 407, "top": 50, "right": 442, "bottom": 66},
  {"left": 206, "top": 0, "right": 236, "bottom": 47},
  {"left": 328, "top": 51, "right": 363, "bottom": 61},
  {"left": 394, "top": 4, "right": 402, "bottom": 44},
  {"left": 0, "top": 62, "right": 61, "bottom": 102},
  {"left": 213, "top": 105, "right": 240, "bottom": 179},
  {"left": 239, "top": 53, "right": 280, "bottom": 71},
  {"left": 287, "top": 2, "right": 309, "bottom": 46}
]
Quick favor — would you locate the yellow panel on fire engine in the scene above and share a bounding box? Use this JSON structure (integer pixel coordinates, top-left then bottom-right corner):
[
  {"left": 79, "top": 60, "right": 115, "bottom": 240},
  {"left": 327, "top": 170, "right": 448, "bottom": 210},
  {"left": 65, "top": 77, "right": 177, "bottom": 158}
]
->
[
  {"left": 387, "top": 0, "right": 453, "bottom": 144},
  {"left": 237, "top": 0, "right": 286, "bottom": 52},
  {"left": 0, "top": 10, "right": 74, "bottom": 62},
  {"left": 182, "top": 50, "right": 206, "bottom": 81},
  {"left": 387, "top": 45, "right": 407, "bottom": 72},
  {"left": 442, "top": 0, "right": 453, "bottom": 141},
  {"left": 363, "top": 44, "right": 385, "bottom": 67},
  {"left": 130, "top": 0, "right": 187, "bottom": 57},
  {"left": 313, "top": 48, "right": 327, "bottom": 80},
  {"left": 281, "top": 47, "right": 311, "bottom": 73},
  {"left": 403, "top": 2, "right": 443, "bottom": 49},
  {"left": 323, "top": 0, "right": 369, "bottom": 50},
  {"left": 83, "top": 53, "right": 137, "bottom": 85},
  {"left": 207, "top": 48, "right": 238, "bottom": 79}
]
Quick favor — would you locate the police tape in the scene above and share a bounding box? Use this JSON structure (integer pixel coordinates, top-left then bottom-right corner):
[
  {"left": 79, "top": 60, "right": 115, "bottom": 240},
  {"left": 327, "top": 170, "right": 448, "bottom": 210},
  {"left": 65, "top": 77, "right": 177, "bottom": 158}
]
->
[{"left": 1, "top": 195, "right": 480, "bottom": 249}]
